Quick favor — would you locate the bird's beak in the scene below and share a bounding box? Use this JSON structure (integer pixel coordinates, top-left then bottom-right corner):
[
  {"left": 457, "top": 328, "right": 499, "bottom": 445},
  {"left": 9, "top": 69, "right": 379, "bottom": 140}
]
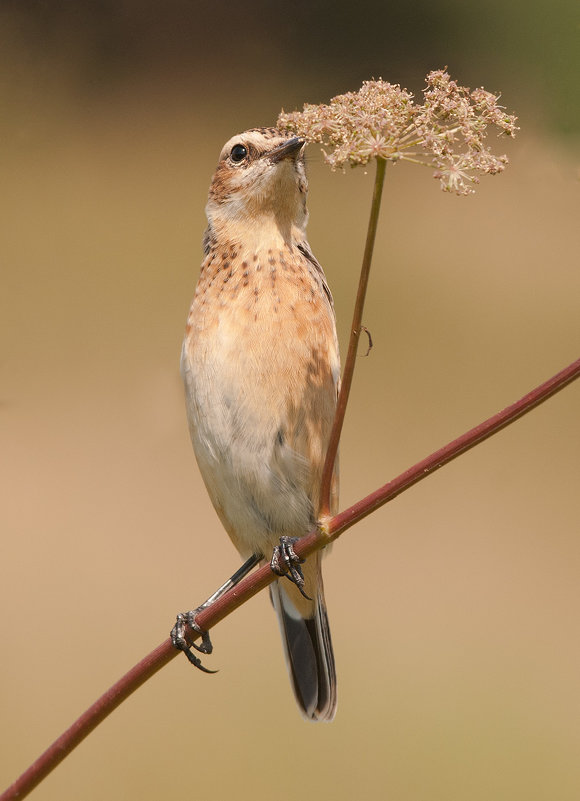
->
[{"left": 267, "top": 137, "right": 305, "bottom": 163}]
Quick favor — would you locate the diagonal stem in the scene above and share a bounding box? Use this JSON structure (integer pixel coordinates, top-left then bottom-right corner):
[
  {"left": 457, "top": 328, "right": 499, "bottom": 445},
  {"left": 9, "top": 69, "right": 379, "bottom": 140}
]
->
[
  {"left": 1, "top": 355, "right": 579, "bottom": 801},
  {"left": 319, "top": 156, "right": 387, "bottom": 517},
  {"left": 327, "top": 356, "right": 580, "bottom": 536}
]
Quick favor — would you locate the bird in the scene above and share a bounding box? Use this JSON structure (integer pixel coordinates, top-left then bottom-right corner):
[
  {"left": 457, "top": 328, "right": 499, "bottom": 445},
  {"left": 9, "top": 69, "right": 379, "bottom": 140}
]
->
[{"left": 172, "top": 127, "right": 340, "bottom": 721}]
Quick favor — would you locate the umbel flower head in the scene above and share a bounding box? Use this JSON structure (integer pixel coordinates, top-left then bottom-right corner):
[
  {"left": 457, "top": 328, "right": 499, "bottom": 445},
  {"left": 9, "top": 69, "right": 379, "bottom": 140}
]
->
[{"left": 278, "top": 70, "right": 519, "bottom": 195}]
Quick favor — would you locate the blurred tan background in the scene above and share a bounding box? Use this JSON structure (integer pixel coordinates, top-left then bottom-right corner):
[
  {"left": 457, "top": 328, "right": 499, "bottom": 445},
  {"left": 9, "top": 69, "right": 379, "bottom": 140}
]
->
[{"left": 1, "top": 2, "right": 579, "bottom": 799}]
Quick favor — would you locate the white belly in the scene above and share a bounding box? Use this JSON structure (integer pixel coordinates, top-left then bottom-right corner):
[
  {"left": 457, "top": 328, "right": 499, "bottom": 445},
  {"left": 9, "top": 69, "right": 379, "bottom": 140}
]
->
[{"left": 181, "top": 336, "right": 316, "bottom": 558}]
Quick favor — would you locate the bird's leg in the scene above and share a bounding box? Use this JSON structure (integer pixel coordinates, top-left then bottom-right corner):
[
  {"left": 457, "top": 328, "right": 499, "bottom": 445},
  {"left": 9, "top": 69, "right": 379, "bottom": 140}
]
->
[
  {"left": 270, "top": 536, "right": 312, "bottom": 600},
  {"left": 171, "top": 553, "right": 261, "bottom": 672}
]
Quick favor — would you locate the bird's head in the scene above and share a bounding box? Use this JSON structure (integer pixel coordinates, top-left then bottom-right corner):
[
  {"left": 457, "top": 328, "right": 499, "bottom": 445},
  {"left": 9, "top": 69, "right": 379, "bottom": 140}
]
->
[{"left": 205, "top": 128, "right": 308, "bottom": 248}]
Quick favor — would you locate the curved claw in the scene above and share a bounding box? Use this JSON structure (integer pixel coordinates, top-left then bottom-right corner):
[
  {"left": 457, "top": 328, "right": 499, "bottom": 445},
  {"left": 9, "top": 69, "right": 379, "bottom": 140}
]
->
[
  {"left": 182, "top": 648, "right": 219, "bottom": 674},
  {"left": 171, "top": 610, "right": 217, "bottom": 673},
  {"left": 270, "top": 536, "right": 312, "bottom": 601}
]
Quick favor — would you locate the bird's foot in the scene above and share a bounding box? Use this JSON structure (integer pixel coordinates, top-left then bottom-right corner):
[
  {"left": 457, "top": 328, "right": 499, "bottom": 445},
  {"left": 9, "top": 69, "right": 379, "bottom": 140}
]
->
[
  {"left": 171, "top": 609, "right": 217, "bottom": 674},
  {"left": 270, "top": 536, "right": 312, "bottom": 600}
]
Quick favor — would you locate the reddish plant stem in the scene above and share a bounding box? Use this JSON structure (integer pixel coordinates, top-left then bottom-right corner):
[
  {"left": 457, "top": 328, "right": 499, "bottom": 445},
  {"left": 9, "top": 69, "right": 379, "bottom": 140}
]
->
[
  {"left": 328, "top": 356, "right": 580, "bottom": 536},
  {"left": 2, "top": 355, "right": 579, "bottom": 801},
  {"left": 2, "top": 641, "right": 177, "bottom": 801},
  {"left": 319, "top": 157, "right": 387, "bottom": 517}
]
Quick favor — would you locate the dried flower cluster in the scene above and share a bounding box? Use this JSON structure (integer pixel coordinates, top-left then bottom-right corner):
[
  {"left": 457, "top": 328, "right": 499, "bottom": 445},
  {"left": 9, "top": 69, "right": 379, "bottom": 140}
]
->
[{"left": 278, "top": 70, "right": 518, "bottom": 195}]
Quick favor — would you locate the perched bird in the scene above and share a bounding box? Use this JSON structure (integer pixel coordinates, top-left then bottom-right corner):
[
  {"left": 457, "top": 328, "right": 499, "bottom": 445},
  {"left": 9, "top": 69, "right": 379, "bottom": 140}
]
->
[{"left": 173, "top": 128, "right": 340, "bottom": 721}]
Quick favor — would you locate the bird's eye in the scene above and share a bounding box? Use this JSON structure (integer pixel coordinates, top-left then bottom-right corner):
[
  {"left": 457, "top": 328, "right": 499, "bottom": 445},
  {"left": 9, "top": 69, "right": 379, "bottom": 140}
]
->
[{"left": 230, "top": 144, "right": 248, "bottom": 163}]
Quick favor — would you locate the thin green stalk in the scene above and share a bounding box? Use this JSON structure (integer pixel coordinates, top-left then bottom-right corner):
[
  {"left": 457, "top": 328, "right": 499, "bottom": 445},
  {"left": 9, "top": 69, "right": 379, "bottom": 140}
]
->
[{"left": 319, "top": 156, "right": 387, "bottom": 518}]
